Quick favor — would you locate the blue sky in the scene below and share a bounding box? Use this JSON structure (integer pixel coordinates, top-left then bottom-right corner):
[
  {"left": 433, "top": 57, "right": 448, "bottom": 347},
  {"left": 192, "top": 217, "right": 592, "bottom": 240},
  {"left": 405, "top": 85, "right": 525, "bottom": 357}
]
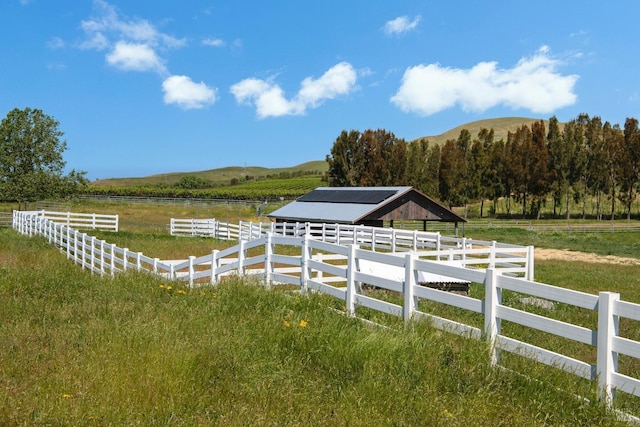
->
[{"left": 1, "top": 1, "right": 639, "bottom": 181}]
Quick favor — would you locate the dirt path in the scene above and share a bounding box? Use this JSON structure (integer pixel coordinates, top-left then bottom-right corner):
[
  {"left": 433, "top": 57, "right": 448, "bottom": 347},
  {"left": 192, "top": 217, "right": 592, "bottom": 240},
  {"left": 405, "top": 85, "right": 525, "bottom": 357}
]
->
[{"left": 534, "top": 248, "right": 640, "bottom": 265}]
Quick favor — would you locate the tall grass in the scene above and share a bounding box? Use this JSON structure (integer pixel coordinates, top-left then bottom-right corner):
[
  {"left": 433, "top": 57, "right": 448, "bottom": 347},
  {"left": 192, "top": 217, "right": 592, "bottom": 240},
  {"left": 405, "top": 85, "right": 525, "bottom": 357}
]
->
[{"left": 0, "top": 229, "right": 626, "bottom": 425}]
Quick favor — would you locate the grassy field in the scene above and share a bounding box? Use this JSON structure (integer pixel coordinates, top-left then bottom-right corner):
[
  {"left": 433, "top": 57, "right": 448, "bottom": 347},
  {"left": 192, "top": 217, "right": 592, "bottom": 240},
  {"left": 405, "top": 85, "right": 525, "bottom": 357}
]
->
[
  {"left": 0, "top": 228, "right": 628, "bottom": 426},
  {"left": 2, "top": 200, "right": 640, "bottom": 424}
]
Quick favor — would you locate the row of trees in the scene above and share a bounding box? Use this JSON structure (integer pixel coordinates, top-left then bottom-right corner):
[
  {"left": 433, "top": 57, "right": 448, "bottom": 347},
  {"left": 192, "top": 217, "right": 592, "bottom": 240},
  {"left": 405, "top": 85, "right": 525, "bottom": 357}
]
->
[
  {"left": 0, "top": 107, "right": 88, "bottom": 209},
  {"left": 326, "top": 114, "right": 640, "bottom": 219}
]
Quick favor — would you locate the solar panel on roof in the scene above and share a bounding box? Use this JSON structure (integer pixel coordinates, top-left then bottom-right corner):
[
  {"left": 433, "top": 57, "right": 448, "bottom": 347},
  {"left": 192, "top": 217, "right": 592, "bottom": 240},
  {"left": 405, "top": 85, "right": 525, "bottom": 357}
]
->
[{"left": 297, "top": 189, "right": 397, "bottom": 204}]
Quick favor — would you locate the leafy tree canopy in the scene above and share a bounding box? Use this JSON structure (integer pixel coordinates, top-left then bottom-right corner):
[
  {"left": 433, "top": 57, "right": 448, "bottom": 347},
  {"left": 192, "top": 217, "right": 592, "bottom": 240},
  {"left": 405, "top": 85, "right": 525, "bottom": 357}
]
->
[{"left": 0, "top": 107, "right": 88, "bottom": 209}]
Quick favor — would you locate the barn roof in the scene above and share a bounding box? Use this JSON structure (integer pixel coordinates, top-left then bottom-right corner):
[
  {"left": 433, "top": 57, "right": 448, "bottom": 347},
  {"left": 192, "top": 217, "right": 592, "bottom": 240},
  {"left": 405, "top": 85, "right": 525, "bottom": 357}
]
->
[{"left": 268, "top": 186, "right": 466, "bottom": 224}]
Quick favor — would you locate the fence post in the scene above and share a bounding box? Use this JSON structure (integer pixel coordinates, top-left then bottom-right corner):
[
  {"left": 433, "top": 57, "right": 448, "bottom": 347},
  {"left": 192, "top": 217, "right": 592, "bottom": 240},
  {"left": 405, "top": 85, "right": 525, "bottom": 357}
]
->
[
  {"left": 123, "top": 248, "right": 129, "bottom": 271},
  {"left": 404, "top": 252, "right": 416, "bottom": 323},
  {"left": 263, "top": 234, "right": 273, "bottom": 286},
  {"left": 300, "top": 233, "right": 312, "bottom": 294},
  {"left": 98, "top": 240, "right": 105, "bottom": 275},
  {"left": 81, "top": 233, "right": 87, "bottom": 270},
  {"left": 597, "top": 291, "right": 620, "bottom": 407},
  {"left": 484, "top": 268, "right": 501, "bottom": 366},
  {"left": 238, "top": 240, "right": 246, "bottom": 275},
  {"left": 89, "top": 236, "right": 95, "bottom": 274},
  {"left": 315, "top": 252, "right": 323, "bottom": 282},
  {"left": 66, "top": 227, "right": 71, "bottom": 259},
  {"left": 110, "top": 243, "right": 116, "bottom": 277},
  {"left": 73, "top": 230, "right": 79, "bottom": 263},
  {"left": 188, "top": 255, "right": 196, "bottom": 288},
  {"left": 490, "top": 241, "right": 496, "bottom": 269},
  {"left": 527, "top": 246, "right": 535, "bottom": 281},
  {"left": 114, "top": 214, "right": 119, "bottom": 232},
  {"left": 386, "top": 229, "right": 392, "bottom": 252},
  {"left": 461, "top": 237, "right": 468, "bottom": 262},
  {"left": 211, "top": 250, "right": 220, "bottom": 284},
  {"left": 346, "top": 244, "right": 359, "bottom": 317}
]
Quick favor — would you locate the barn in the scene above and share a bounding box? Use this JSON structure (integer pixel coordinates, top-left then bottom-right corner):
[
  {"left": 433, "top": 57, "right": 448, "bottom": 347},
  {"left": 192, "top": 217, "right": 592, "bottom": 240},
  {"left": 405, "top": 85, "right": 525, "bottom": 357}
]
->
[{"left": 268, "top": 186, "right": 466, "bottom": 235}]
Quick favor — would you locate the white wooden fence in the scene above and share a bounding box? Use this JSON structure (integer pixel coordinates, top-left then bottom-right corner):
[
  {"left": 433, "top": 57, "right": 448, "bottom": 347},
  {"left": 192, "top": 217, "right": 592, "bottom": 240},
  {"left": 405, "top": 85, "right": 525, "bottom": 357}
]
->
[
  {"left": 12, "top": 210, "right": 640, "bottom": 414},
  {"left": 18, "top": 210, "right": 119, "bottom": 232},
  {"left": 170, "top": 218, "right": 534, "bottom": 280}
]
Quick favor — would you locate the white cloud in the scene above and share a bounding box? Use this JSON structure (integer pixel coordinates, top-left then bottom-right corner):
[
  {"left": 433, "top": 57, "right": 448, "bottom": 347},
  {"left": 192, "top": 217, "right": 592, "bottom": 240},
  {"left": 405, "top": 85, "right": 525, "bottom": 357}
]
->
[
  {"left": 77, "top": 1, "right": 216, "bottom": 112},
  {"left": 46, "top": 37, "right": 65, "bottom": 50},
  {"left": 81, "top": 0, "right": 185, "bottom": 48},
  {"left": 383, "top": 15, "right": 421, "bottom": 36},
  {"left": 230, "top": 62, "right": 358, "bottom": 119},
  {"left": 390, "top": 47, "right": 579, "bottom": 115},
  {"left": 162, "top": 75, "right": 217, "bottom": 110},
  {"left": 79, "top": 0, "right": 184, "bottom": 66},
  {"left": 106, "top": 41, "right": 166, "bottom": 73},
  {"left": 203, "top": 37, "right": 225, "bottom": 47}
]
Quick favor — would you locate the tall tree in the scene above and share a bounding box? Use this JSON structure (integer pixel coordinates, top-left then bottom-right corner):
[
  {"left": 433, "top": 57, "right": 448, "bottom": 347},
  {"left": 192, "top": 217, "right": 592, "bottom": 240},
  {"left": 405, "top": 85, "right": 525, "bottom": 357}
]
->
[
  {"left": 529, "top": 120, "right": 549, "bottom": 219},
  {"left": 573, "top": 114, "right": 591, "bottom": 218},
  {"left": 438, "top": 139, "right": 465, "bottom": 209},
  {"left": 424, "top": 143, "right": 441, "bottom": 198},
  {"left": 619, "top": 118, "right": 640, "bottom": 219},
  {"left": 326, "top": 129, "right": 407, "bottom": 187},
  {"left": 486, "top": 137, "right": 506, "bottom": 216},
  {"left": 406, "top": 138, "right": 439, "bottom": 196},
  {"left": 456, "top": 129, "right": 472, "bottom": 217},
  {"left": 560, "top": 117, "right": 588, "bottom": 219},
  {"left": 602, "top": 122, "right": 623, "bottom": 219},
  {"left": 547, "top": 116, "right": 571, "bottom": 218},
  {"left": 326, "top": 130, "right": 361, "bottom": 186},
  {"left": 584, "top": 116, "right": 607, "bottom": 219},
  {"left": 0, "top": 107, "right": 87, "bottom": 209}
]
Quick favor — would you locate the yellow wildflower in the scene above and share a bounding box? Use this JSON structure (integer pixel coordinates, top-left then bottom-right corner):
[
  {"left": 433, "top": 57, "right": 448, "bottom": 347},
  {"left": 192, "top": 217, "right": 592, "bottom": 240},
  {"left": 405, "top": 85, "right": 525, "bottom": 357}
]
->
[
  {"left": 283, "top": 320, "right": 291, "bottom": 328},
  {"left": 62, "top": 394, "right": 72, "bottom": 398},
  {"left": 177, "top": 289, "right": 187, "bottom": 295},
  {"left": 167, "top": 286, "right": 173, "bottom": 291},
  {"left": 159, "top": 284, "right": 165, "bottom": 289},
  {"left": 299, "top": 320, "right": 308, "bottom": 328}
]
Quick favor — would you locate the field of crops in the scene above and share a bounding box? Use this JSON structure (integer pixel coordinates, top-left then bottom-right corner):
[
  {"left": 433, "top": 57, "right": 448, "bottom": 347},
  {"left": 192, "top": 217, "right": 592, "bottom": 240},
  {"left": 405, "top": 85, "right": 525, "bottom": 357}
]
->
[{"left": 83, "top": 175, "right": 324, "bottom": 201}]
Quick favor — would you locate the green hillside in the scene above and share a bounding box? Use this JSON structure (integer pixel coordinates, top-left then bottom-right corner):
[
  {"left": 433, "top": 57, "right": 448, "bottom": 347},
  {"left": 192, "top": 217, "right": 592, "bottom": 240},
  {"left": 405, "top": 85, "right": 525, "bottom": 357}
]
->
[
  {"left": 92, "top": 117, "right": 553, "bottom": 188},
  {"left": 92, "top": 160, "right": 328, "bottom": 188}
]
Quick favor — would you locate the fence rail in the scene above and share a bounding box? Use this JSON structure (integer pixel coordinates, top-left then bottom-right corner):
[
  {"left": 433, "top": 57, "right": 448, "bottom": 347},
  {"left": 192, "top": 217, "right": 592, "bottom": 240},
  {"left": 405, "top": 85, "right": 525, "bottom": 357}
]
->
[
  {"left": 0, "top": 211, "right": 12, "bottom": 228},
  {"left": 170, "top": 218, "right": 534, "bottom": 279},
  {"left": 16, "top": 210, "right": 119, "bottom": 232},
  {"left": 12, "top": 210, "right": 640, "bottom": 416}
]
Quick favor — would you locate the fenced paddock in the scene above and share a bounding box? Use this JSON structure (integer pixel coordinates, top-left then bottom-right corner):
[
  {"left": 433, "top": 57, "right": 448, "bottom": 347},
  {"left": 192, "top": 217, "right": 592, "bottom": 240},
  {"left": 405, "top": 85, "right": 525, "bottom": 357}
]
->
[
  {"left": 12, "top": 210, "right": 640, "bottom": 418},
  {"left": 170, "top": 218, "right": 534, "bottom": 280}
]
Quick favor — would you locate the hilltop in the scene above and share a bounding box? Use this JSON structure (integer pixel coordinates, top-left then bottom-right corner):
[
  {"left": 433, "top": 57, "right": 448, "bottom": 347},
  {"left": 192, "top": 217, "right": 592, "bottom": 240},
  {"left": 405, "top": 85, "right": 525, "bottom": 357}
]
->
[
  {"left": 413, "top": 116, "right": 556, "bottom": 147},
  {"left": 92, "top": 117, "right": 549, "bottom": 187}
]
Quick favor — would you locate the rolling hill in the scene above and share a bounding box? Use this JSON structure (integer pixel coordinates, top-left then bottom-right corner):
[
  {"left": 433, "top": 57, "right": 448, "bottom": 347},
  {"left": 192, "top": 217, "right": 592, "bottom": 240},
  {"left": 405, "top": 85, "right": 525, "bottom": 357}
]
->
[{"left": 92, "top": 117, "right": 551, "bottom": 188}]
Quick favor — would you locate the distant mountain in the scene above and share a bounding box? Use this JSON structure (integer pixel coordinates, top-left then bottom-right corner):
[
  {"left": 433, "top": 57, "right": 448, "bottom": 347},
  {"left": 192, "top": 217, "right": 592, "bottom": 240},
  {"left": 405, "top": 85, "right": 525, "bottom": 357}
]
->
[{"left": 92, "top": 117, "right": 555, "bottom": 187}]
